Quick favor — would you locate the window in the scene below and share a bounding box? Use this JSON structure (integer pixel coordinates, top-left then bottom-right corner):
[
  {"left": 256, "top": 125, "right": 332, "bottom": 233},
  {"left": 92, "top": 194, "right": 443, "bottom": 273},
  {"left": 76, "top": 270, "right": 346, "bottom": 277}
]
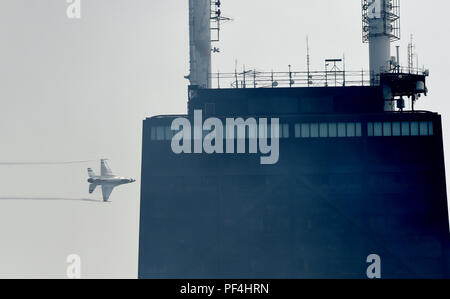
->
[
  {"left": 420, "top": 121, "right": 428, "bottom": 136},
  {"left": 156, "top": 126, "right": 165, "bottom": 141},
  {"left": 311, "top": 123, "right": 319, "bottom": 138},
  {"left": 392, "top": 122, "right": 401, "bottom": 136},
  {"left": 383, "top": 122, "right": 392, "bottom": 137},
  {"left": 338, "top": 123, "right": 346, "bottom": 137},
  {"left": 356, "top": 123, "right": 362, "bottom": 137},
  {"left": 320, "top": 123, "right": 328, "bottom": 138},
  {"left": 368, "top": 122, "right": 374, "bottom": 137},
  {"left": 429, "top": 121, "right": 434, "bottom": 136},
  {"left": 411, "top": 121, "right": 419, "bottom": 136},
  {"left": 295, "top": 124, "right": 301, "bottom": 138},
  {"left": 165, "top": 127, "right": 173, "bottom": 140},
  {"left": 374, "top": 122, "right": 382, "bottom": 137},
  {"left": 301, "top": 124, "right": 310, "bottom": 138},
  {"left": 401, "top": 121, "right": 410, "bottom": 136},
  {"left": 280, "top": 124, "right": 289, "bottom": 138},
  {"left": 329, "top": 123, "right": 337, "bottom": 138},
  {"left": 347, "top": 123, "right": 356, "bottom": 137}
]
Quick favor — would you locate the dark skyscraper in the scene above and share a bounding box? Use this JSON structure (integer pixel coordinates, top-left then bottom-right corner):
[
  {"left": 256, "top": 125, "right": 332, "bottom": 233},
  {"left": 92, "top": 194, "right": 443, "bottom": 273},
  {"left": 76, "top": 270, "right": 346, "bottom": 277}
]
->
[{"left": 138, "top": 0, "right": 450, "bottom": 278}]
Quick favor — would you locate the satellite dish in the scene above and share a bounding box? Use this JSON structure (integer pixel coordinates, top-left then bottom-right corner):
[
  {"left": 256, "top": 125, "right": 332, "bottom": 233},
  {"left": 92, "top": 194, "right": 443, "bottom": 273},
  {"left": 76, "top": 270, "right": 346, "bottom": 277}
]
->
[{"left": 272, "top": 81, "right": 279, "bottom": 87}]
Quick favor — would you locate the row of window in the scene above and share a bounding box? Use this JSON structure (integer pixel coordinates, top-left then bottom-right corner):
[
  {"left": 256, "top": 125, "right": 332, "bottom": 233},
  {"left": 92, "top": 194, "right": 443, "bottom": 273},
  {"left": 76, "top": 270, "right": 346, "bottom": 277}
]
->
[
  {"left": 150, "top": 126, "right": 170, "bottom": 141},
  {"left": 150, "top": 124, "right": 291, "bottom": 141},
  {"left": 367, "top": 121, "right": 434, "bottom": 137},
  {"left": 294, "top": 122, "right": 362, "bottom": 138},
  {"left": 223, "top": 123, "right": 290, "bottom": 139},
  {"left": 149, "top": 121, "right": 434, "bottom": 141}
]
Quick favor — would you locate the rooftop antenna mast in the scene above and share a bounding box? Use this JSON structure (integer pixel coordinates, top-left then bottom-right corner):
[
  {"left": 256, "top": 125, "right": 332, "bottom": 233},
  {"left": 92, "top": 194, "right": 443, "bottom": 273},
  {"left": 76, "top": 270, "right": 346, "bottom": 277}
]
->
[
  {"left": 362, "top": 0, "right": 401, "bottom": 111},
  {"left": 306, "top": 36, "right": 311, "bottom": 87},
  {"left": 408, "top": 34, "right": 417, "bottom": 74},
  {"left": 187, "top": 0, "right": 212, "bottom": 88},
  {"left": 187, "top": 1, "right": 230, "bottom": 89}
]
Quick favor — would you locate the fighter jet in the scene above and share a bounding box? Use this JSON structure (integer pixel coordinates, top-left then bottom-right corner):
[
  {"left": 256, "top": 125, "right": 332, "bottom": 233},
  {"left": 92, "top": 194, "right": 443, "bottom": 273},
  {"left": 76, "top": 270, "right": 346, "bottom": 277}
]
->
[{"left": 87, "top": 159, "right": 135, "bottom": 202}]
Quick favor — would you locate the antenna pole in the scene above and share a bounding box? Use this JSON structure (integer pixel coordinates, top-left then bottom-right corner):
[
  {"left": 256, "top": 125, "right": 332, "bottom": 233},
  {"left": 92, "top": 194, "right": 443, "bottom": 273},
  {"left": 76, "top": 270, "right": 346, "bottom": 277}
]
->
[
  {"left": 343, "top": 54, "right": 346, "bottom": 87},
  {"left": 243, "top": 65, "right": 246, "bottom": 88},
  {"left": 289, "top": 64, "right": 293, "bottom": 88},
  {"left": 306, "top": 36, "right": 311, "bottom": 87},
  {"left": 217, "top": 70, "right": 220, "bottom": 89},
  {"left": 234, "top": 60, "right": 238, "bottom": 88}
]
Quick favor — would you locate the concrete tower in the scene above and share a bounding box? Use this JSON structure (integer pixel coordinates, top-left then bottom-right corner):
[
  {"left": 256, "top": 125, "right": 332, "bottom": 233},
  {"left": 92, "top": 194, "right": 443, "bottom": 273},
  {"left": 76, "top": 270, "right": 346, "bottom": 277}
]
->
[
  {"left": 363, "top": 0, "right": 401, "bottom": 110},
  {"left": 188, "top": 0, "right": 212, "bottom": 89}
]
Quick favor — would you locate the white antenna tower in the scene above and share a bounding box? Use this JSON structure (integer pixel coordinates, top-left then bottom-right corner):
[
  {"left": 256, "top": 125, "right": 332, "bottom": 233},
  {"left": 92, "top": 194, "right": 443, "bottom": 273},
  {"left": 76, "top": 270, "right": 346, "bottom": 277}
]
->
[
  {"left": 362, "top": 0, "right": 401, "bottom": 110},
  {"left": 362, "top": 0, "right": 401, "bottom": 79}
]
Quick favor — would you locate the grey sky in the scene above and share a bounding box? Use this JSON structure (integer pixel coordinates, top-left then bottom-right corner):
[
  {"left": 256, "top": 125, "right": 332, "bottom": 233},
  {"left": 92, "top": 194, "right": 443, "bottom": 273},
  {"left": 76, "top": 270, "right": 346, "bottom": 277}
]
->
[{"left": 0, "top": 0, "right": 448, "bottom": 278}]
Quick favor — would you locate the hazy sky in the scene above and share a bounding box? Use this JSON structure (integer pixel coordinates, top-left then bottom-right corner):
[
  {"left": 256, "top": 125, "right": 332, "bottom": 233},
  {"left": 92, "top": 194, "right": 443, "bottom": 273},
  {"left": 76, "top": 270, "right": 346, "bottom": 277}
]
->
[{"left": 0, "top": 0, "right": 449, "bottom": 278}]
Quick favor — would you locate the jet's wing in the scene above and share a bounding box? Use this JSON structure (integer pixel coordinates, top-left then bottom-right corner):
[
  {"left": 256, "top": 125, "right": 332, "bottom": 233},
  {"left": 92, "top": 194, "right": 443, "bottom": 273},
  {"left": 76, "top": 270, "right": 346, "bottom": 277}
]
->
[
  {"left": 101, "top": 185, "right": 114, "bottom": 202},
  {"left": 101, "top": 159, "right": 114, "bottom": 177},
  {"left": 89, "top": 183, "right": 98, "bottom": 194}
]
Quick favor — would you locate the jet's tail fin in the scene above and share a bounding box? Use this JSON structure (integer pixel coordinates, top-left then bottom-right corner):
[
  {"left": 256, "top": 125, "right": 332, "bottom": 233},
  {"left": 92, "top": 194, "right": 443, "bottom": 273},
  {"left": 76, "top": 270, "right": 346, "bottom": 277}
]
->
[
  {"left": 87, "top": 168, "right": 96, "bottom": 178},
  {"left": 89, "top": 183, "right": 98, "bottom": 194},
  {"left": 100, "top": 159, "right": 114, "bottom": 177}
]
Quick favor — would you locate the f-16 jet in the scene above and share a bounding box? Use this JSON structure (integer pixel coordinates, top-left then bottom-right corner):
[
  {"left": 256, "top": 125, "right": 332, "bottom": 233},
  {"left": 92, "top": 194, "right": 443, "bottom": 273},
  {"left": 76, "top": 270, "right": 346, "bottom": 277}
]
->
[{"left": 87, "top": 159, "right": 135, "bottom": 202}]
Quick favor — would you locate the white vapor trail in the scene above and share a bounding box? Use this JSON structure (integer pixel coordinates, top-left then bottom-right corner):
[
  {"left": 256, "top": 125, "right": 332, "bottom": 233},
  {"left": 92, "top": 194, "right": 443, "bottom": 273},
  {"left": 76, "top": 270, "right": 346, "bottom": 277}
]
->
[
  {"left": 0, "top": 160, "right": 99, "bottom": 166},
  {"left": 0, "top": 197, "right": 101, "bottom": 202}
]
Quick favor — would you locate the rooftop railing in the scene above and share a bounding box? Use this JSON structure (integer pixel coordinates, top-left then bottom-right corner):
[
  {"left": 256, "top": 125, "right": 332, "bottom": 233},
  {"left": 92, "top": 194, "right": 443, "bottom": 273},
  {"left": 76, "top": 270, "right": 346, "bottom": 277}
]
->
[{"left": 209, "top": 66, "right": 426, "bottom": 89}]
